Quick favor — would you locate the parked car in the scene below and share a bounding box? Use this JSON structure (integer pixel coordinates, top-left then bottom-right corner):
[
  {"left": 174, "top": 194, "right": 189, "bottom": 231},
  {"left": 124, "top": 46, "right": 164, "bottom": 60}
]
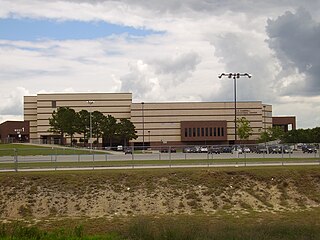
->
[
  {"left": 242, "top": 147, "right": 251, "bottom": 153},
  {"left": 268, "top": 145, "right": 282, "bottom": 154},
  {"left": 124, "top": 147, "right": 132, "bottom": 154},
  {"left": 183, "top": 147, "right": 193, "bottom": 153},
  {"left": 117, "top": 145, "right": 123, "bottom": 151},
  {"left": 221, "top": 146, "right": 233, "bottom": 153},
  {"left": 160, "top": 147, "right": 176, "bottom": 153},
  {"left": 282, "top": 145, "right": 293, "bottom": 154},
  {"left": 302, "top": 145, "right": 317, "bottom": 153},
  {"left": 232, "top": 145, "right": 243, "bottom": 154},
  {"left": 208, "top": 147, "right": 221, "bottom": 154},
  {"left": 200, "top": 146, "right": 208, "bottom": 153},
  {"left": 255, "top": 146, "right": 268, "bottom": 154}
]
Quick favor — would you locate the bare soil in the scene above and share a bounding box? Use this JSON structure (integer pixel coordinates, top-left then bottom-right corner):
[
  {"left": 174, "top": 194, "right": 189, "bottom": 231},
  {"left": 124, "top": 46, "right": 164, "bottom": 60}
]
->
[{"left": 0, "top": 167, "right": 319, "bottom": 221}]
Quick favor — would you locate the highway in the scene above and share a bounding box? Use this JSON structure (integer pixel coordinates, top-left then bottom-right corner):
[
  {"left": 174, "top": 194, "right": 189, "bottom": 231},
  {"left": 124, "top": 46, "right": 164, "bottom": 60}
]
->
[{"left": 0, "top": 150, "right": 319, "bottom": 172}]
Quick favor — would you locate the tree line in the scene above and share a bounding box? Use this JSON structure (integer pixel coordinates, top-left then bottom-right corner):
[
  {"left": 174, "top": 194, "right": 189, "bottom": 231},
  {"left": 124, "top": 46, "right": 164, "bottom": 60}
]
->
[
  {"left": 49, "top": 107, "right": 138, "bottom": 146},
  {"left": 259, "top": 126, "right": 320, "bottom": 143},
  {"left": 237, "top": 117, "right": 320, "bottom": 144}
]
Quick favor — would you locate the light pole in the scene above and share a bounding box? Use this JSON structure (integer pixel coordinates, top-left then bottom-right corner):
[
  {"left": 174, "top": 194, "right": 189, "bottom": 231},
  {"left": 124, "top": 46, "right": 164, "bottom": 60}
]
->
[
  {"left": 263, "top": 105, "right": 267, "bottom": 147},
  {"left": 87, "top": 100, "right": 95, "bottom": 150},
  {"left": 141, "top": 102, "right": 145, "bottom": 151},
  {"left": 218, "top": 73, "right": 252, "bottom": 144},
  {"left": 263, "top": 105, "right": 266, "bottom": 132},
  {"left": 148, "top": 130, "right": 151, "bottom": 146}
]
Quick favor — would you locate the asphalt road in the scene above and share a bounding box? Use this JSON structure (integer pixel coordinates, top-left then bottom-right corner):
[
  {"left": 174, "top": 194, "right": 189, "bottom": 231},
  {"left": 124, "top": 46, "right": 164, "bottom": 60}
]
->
[
  {"left": 0, "top": 150, "right": 319, "bottom": 172},
  {"left": 0, "top": 150, "right": 319, "bottom": 163}
]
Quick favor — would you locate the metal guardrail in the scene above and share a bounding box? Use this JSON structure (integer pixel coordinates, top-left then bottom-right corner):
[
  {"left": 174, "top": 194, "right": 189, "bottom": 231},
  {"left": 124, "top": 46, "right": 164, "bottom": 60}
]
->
[{"left": 0, "top": 143, "right": 319, "bottom": 172}]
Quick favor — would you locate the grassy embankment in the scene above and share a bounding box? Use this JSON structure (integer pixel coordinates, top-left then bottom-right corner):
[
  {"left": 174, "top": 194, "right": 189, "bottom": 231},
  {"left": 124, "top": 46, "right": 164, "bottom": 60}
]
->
[{"left": 0, "top": 166, "right": 320, "bottom": 239}]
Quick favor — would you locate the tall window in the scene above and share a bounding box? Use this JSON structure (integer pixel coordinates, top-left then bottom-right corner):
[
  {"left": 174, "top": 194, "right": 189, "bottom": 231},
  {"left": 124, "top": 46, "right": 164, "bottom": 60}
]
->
[
  {"left": 221, "top": 128, "right": 224, "bottom": 136},
  {"left": 193, "top": 128, "right": 196, "bottom": 137},
  {"left": 210, "top": 128, "right": 213, "bottom": 136},
  {"left": 214, "top": 127, "right": 217, "bottom": 136},
  {"left": 218, "top": 127, "right": 221, "bottom": 136},
  {"left": 189, "top": 128, "right": 192, "bottom": 137},
  {"left": 201, "top": 128, "right": 204, "bottom": 136},
  {"left": 205, "top": 127, "right": 208, "bottom": 136},
  {"left": 51, "top": 100, "right": 56, "bottom": 108},
  {"left": 197, "top": 128, "right": 200, "bottom": 137},
  {"left": 185, "top": 128, "right": 188, "bottom": 137}
]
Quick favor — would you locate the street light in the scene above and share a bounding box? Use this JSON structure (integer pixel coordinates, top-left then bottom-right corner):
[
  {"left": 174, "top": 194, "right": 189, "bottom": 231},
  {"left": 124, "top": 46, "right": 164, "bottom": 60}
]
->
[
  {"left": 86, "top": 100, "right": 95, "bottom": 150},
  {"left": 263, "top": 105, "right": 266, "bottom": 132},
  {"left": 263, "top": 105, "right": 267, "bottom": 147},
  {"left": 141, "top": 102, "right": 145, "bottom": 151},
  {"left": 218, "top": 73, "right": 252, "bottom": 144}
]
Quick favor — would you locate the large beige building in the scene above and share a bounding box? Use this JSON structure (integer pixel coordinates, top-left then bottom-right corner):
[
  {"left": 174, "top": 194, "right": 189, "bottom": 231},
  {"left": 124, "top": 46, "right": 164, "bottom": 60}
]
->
[{"left": 24, "top": 92, "right": 274, "bottom": 146}]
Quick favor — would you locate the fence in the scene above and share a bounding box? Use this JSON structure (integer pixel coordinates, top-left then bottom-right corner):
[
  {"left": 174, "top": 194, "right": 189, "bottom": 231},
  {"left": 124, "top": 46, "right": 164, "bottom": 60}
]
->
[{"left": 0, "top": 143, "right": 319, "bottom": 172}]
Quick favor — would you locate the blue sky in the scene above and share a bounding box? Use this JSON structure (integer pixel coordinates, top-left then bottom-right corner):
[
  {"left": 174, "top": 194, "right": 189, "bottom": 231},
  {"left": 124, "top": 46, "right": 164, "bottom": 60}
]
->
[
  {"left": 0, "top": 18, "right": 158, "bottom": 41},
  {"left": 0, "top": 0, "right": 319, "bottom": 128}
]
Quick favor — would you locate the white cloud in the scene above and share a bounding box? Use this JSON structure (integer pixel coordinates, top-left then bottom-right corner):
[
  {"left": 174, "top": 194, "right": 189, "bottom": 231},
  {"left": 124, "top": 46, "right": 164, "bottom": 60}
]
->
[{"left": 0, "top": 0, "right": 319, "bottom": 128}]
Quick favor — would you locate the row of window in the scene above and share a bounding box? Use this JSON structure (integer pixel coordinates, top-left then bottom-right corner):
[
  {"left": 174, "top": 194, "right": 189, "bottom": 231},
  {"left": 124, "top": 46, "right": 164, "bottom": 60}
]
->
[{"left": 184, "top": 127, "right": 224, "bottom": 138}]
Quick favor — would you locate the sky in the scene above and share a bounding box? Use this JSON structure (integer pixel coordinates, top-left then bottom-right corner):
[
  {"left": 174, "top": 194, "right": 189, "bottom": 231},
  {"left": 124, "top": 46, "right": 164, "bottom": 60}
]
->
[{"left": 0, "top": 0, "right": 320, "bottom": 129}]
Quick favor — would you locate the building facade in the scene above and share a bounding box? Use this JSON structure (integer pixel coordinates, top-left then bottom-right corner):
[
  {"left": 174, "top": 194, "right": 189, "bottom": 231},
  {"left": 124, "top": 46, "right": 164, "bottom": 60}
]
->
[
  {"left": 0, "top": 121, "right": 30, "bottom": 143},
  {"left": 24, "top": 92, "right": 275, "bottom": 146}
]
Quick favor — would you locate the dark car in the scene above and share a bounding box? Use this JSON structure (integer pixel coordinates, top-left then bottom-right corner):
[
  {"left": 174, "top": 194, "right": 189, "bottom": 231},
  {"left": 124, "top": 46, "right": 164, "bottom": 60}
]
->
[
  {"left": 124, "top": 147, "right": 132, "bottom": 154},
  {"left": 208, "top": 147, "right": 221, "bottom": 154},
  {"left": 221, "top": 146, "right": 233, "bottom": 153},
  {"left": 183, "top": 147, "right": 193, "bottom": 153},
  {"left": 255, "top": 146, "right": 268, "bottom": 154},
  {"left": 268, "top": 145, "right": 282, "bottom": 154},
  {"left": 160, "top": 147, "right": 176, "bottom": 153},
  {"left": 283, "top": 145, "right": 293, "bottom": 154},
  {"left": 302, "top": 145, "right": 317, "bottom": 153}
]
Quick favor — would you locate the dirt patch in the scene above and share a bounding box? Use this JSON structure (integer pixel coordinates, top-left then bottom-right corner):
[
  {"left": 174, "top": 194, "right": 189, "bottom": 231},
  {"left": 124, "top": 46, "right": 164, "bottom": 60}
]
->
[{"left": 0, "top": 167, "right": 319, "bottom": 220}]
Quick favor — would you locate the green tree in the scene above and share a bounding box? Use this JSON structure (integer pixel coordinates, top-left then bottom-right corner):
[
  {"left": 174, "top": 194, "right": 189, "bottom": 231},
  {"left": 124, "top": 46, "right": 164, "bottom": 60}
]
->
[
  {"left": 269, "top": 126, "right": 285, "bottom": 141},
  {"left": 117, "top": 118, "right": 138, "bottom": 146},
  {"left": 92, "top": 111, "right": 105, "bottom": 144},
  {"left": 101, "top": 115, "right": 118, "bottom": 147},
  {"left": 237, "top": 117, "right": 253, "bottom": 142},
  {"left": 49, "top": 107, "right": 77, "bottom": 145},
  {"left": 258, "top": 126, "right": 285, "bottom": 143},
  {"left": 76, "top": 110, "right": 90, "bottom": 144},
  {"left": 282, "top": 127, "right": 320, "bottom": 143}
]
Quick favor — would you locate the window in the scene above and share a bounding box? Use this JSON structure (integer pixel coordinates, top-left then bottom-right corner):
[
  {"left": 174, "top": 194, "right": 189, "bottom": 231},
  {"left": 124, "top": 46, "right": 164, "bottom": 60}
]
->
[
  {"left": 205, "top": 128, "right": 208, "bottom": 136},
  {"left": 201, "top": 128, "right": 204, "bottom": 136},
  {"left": 193, "top": 128, "right": 196, "bottom": 137},
  {"left": 210, "top": 128, "right": 212, "bottom": 136},
  {"left": 197, "top": 128, "right": 200, "bottom": 137},
  {"left": 221, "top": 128, "right": 224, "bottom": 136},
  {"left": 189, "top": 128, "right": 192, "bottom": 137},
  {"left": 51, "top": 100, "right": 56, "bottom": 108},
  {"left": 214, "top": 128, "right": 217, "bottom": 136},
  {"left": 218, "top": 127, "right": 221, "bottom": 136},
  {"left": 185, "top": 128, "right": 188, "bottom": 137}
]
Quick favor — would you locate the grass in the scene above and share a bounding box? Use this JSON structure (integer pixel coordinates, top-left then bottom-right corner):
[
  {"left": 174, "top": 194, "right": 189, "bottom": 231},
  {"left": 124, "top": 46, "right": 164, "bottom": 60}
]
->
[
  {"left": 0, "top": 157, "right": 319, "bottom": 171},
  {"left": 1, "top": 210, "right": 320, "bottom": 239},
  {"left": 0, "top": 144, "right": 107, "bottom": 156}
]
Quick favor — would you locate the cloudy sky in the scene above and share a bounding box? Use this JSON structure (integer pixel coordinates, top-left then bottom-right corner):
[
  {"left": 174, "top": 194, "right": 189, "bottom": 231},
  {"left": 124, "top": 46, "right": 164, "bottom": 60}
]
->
[{"left": 0, "top": 0, "right": 320, "bottom": 128}]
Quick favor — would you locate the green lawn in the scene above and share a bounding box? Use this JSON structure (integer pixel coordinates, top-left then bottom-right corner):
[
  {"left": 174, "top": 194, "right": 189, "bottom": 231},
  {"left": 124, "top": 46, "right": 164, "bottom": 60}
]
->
[
  {"left": 0, "top": 157, "right": 319, "bottom": 171},
  {"left": 0, "top": 143, "right": 106, "bottom": 156}
]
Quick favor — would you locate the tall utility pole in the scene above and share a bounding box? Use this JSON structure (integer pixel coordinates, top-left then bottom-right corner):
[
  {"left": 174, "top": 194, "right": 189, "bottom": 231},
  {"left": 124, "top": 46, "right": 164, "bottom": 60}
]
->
[
  {"left": 86, "top": 100, "right": 95, "bottom": 150},
  {"left": 218, "top": 73, "right": 252, "bottom": 144},
  {"left": 141, "top": 102, "right": 145, "bottom": 151}
]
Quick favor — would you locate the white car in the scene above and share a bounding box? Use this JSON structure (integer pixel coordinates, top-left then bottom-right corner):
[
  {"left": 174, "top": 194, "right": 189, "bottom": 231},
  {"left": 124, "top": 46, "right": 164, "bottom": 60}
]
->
[
  {"left": 243, "top": 147, "right": 251, "bottom": 153},
  {"left": 200, "top": 146, "right": 208, "bottom": 153}
]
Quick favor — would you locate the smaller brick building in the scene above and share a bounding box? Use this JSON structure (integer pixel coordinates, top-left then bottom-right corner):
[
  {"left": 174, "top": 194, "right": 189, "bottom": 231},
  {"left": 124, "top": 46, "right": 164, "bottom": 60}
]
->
[{"left": 0, "top": 121, "right": 30, "bottom": 143}]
